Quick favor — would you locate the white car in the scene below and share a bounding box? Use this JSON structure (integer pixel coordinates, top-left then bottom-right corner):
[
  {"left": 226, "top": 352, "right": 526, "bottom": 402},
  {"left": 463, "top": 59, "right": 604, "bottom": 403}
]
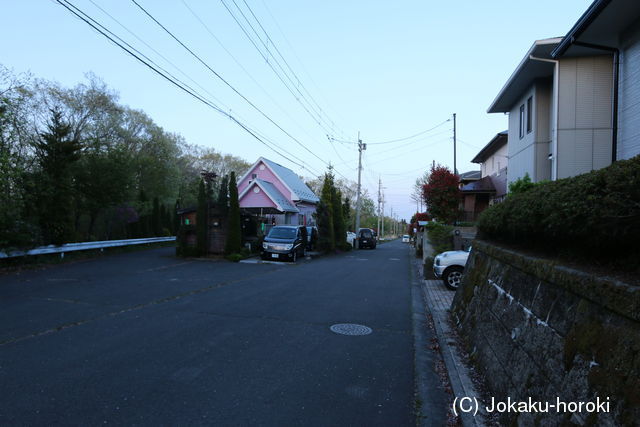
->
[
  {"left": 433, "top": 247, "right": 471, "bottom": 290},
  {"left": 402, "top": 234, "right": 410, "bottom": 243},
  {"left": 346, "top": 231, "right": 357, "bottom": 247}
]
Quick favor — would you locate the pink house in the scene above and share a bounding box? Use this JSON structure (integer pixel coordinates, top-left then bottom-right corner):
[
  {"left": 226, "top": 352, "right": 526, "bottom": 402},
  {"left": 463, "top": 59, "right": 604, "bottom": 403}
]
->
[{"left": 237, "top": 157, "right": 319, "bottom": 226}]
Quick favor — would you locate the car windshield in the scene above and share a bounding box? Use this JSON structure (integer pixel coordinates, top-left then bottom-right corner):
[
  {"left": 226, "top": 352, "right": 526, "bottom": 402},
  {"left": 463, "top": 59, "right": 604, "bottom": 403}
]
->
[
  {"left": 268, "top": 227, "right": 296, "bottom": 239},
  {"left": 360, "top": 230, "right": 373, "bottom": 238}
]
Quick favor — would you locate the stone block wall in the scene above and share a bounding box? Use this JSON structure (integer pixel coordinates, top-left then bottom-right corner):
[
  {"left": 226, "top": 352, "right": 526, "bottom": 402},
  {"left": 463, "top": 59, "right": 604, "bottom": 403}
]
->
[{"left": 452, "top": 240, "right": 640, "bottom": 426}]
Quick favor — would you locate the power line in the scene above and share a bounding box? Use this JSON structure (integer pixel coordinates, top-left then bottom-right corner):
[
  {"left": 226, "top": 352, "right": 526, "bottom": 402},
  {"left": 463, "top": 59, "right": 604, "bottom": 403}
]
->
[
  {"left": 130, "top": 0, "right": 347, "bottom": 180},
  {"left": 55, "top": 0, "right": 318, "bottom": 175},
  {"left": 364, "top": 119, "right": 451, "bottom": 145},
  {"left": 259, "top": 0, "right": 349, "bottom": 139},
  {"left": 239, "top": 0, "right": 343, "bottom": 138},
  {"left": 219, "top": 0, "right": 338, "bottom": 138}
]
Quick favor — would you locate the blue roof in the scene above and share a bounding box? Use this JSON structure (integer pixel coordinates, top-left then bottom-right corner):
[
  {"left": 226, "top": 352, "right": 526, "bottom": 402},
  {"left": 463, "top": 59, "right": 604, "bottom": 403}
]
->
[
  {"left": 261, "top": 158, "right": 320, "bottom": 203},
  {"left": 254, "top": 179, "right": 299, "bottom": 213}
]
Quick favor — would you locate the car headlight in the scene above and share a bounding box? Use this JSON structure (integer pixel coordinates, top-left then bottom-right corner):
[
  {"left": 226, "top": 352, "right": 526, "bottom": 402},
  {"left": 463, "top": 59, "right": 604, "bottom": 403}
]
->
[
  {"left": 435, "top": 257, "right": 440, "bottom": 266},
  {"left": 262, "top": 242, "right": 268, "bottom": 249},
  {"left": 284, "top": 244, "right": 293, "bottom": 250}
]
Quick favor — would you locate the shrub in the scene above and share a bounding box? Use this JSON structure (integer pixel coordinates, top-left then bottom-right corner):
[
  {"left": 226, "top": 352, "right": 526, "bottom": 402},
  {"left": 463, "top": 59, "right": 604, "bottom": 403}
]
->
[
  {"left": 225, "top": 253, "right": 243, "bottom": 262},
  {"left": 425, "top": 222, "right": 454, "bottom": 254},
  {"left": 477, "top": 155, "right": 640, "bottom": 267}
]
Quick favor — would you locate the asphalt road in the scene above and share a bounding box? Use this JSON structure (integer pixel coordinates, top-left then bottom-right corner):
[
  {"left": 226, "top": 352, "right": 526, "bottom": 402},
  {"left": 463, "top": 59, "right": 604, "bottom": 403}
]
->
[{"left": 0, "top": 240, "right": 447, "bottom": 426}]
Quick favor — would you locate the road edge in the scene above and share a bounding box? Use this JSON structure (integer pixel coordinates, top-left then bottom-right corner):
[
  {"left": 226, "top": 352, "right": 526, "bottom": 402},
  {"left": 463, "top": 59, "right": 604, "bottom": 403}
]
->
[{"left": 409, "top": 247, "right": 451, "bottom": 426}]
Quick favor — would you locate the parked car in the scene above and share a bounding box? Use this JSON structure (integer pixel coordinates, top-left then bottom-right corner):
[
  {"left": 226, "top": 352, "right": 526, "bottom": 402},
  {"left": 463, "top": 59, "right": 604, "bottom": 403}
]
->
[
  {"left": 402, "top": 234, "right": 410, "bottom": 243},
  {"left": 346, "top": 231, "right": 356, "bottom": 247},
  {"left": 305, "top": 226, "right": 318, "bottom": 250},
  {"left": 433, "top": 247, "right": 471, "bottom": 290},
  {"left": 262, "top": 225, "right": 307, "bottom": 262},
  {"left": 357, "top": 228, "right": 377, "bottom": 249}
]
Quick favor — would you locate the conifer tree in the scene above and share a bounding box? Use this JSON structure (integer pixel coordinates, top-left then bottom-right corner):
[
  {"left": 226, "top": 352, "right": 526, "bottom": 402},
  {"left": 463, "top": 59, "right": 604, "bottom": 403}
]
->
[
  {"left": 225, "top": 171, "right": 242, "bottom": 254},
  {"left": 196, "top": 179, "right": 207, "bottom": 255},
  {"left": 32, "top": 109, "right": 82, "bottom": 245},
  {"left": 316, "top": 172, "right": 335, "bottom": 252}
]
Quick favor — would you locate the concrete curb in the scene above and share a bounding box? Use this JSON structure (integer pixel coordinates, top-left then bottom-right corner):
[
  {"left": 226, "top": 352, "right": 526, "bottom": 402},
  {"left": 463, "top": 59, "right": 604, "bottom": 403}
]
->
[
  {"left": 417, "top": 263, "right": 486, "bottom": 426},
  {"left": 409, "top": 251, "right": 450, "bottom": 426}
]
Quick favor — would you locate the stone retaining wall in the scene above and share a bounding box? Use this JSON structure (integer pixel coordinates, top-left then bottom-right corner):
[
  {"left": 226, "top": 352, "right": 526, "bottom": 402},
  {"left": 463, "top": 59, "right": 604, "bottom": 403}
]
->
[{"left": 452, "top": 240, "right": 640, "bottom": 426}]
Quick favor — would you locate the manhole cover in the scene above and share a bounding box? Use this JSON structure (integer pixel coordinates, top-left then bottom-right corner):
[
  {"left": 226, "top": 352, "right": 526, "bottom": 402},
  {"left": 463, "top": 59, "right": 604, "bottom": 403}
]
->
[{"left": 330, "top": 324, "right": 373, "bottom": 336}]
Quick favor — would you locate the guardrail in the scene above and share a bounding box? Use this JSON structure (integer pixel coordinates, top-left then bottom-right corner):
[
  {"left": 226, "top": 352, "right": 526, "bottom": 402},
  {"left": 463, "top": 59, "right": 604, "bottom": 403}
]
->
[{"left": 0, "top": 237, "right": 176, "bottom": 259}]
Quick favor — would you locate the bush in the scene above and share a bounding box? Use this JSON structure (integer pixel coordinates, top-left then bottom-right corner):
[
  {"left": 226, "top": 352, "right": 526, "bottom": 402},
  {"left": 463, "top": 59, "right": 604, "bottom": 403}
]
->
[
  {"left": 477, "top": 155, "right": 640, "bottom": 267},
  {"left": 225, "top": 253, "right": 243, "bottom": 262},
  {"left": 425, "top": 222, "right": 454, "bottom": 254}
]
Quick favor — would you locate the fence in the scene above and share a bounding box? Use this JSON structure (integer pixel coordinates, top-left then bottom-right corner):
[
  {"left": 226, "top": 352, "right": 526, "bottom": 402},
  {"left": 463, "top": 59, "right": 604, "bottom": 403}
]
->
[{"left": 0, "top": 237, "right": 176, "bottom": 259}]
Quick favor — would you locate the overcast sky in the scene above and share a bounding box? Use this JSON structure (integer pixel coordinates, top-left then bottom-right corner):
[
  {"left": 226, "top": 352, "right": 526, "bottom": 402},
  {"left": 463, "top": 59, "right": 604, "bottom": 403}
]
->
[{"left": 2, "top": 0, "right": 593, "bottom": 220}]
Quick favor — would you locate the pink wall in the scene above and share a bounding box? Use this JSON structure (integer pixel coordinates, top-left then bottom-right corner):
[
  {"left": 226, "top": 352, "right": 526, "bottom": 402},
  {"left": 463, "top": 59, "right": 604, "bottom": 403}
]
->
[
  {"left": 237, "top": 160, "right": 292, "bottom": 202},
  {"left": 239, "top": 183, "right": 278, "bottom": 209}
]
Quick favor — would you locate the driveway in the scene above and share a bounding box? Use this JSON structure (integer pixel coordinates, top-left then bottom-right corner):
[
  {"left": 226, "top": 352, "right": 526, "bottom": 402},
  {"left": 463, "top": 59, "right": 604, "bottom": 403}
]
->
[{"left": 0, "top": 240, "right": 447, "bottom": 425}]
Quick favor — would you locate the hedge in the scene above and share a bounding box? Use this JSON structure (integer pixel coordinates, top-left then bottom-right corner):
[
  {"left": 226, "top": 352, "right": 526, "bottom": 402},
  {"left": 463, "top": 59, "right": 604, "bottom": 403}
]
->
[{"left": 477, "top": 155, "right": 640, "bottom": 266}]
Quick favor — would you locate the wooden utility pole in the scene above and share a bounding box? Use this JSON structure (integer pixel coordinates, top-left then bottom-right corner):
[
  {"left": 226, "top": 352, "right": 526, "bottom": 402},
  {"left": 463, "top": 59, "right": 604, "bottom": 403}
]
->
[
  {"left": 453, "top": 113, "right": 457, "bottom": 175},
  {"left": 377, "top": 178, "right": 382, "bottom": 238},
  {"left": 355, "top": 132, "right": 366, "bottom": 248}
]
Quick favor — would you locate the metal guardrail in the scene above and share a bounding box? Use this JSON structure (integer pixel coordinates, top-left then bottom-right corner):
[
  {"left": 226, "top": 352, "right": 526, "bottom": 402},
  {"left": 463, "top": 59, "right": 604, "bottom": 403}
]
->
[{"left": 0, "top": 237, "right": 176, "bottom": 259}]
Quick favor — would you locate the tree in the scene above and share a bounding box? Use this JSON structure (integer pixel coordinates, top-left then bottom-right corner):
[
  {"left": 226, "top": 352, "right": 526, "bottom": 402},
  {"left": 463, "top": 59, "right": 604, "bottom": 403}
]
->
[
  {"left": 410, "top": 171, "right": 429, "bottom": 212},
  {"left": 508, "top": 173, "right": 535, "bottom": 195},
  {"left": 332, "top": 186, "right": 347, "bottom": 250},
  {"left": 315, "top": 172, "right": 335, "bottom": 252},
  {"left": 32, "top": 109, "right": 82, "bottom": 244},
  {"left": 422, "top": 164, "right": 460, "bottom": 224},
  {"left": 217, "top": 174, "right": 229, "bottom": 216},
  {"left": 225, "top": 172, "right": 242, "bottom": 254},
  {"left": 196, "top": 179, "right": 207, "bottom": 255},
  {"left": 152, "top": 197, "right": 161, "bottom": 236},
  {"left": 342, "top": 197, "right": 352, "bottom": 231}
]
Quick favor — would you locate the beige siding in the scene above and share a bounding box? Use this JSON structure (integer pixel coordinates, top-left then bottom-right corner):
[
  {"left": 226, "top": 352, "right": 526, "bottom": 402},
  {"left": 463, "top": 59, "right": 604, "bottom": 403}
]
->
[
  {"left": 507, "top": 86, "right": 536, "bottom": 186},
  {"left": 556, "top": 56, "right": 613, "bottom": 179},
  {"left": 481, "top": 143, "right": 508, "bottom": 178},
  {"left": 618, "top": 19, "right": 640, "bottom": 160}
]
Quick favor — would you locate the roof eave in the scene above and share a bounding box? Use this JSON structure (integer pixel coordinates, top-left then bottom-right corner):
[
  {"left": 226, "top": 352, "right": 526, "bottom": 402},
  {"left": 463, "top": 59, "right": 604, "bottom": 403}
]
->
[
  {"left": 551, "top": 0, "right": 613, "bottom": 58},
  {"left": 488, "top": 38, "right": 562, "bottom": 113}
]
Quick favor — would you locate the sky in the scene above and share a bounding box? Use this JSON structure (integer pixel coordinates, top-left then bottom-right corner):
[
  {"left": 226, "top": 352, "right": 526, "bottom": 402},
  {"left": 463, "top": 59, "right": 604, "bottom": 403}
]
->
[{"left": 2, "top": 0, "right": 593, "bottom": 221}]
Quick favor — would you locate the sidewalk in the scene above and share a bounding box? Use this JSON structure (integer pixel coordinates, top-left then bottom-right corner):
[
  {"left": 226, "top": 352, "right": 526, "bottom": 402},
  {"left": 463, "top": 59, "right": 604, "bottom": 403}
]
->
[{"left": 413, "top": 253, "right": 488, "bottom": 427}]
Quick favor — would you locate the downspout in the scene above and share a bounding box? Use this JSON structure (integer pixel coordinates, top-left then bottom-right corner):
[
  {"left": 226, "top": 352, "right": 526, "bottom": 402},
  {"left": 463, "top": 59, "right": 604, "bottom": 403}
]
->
[
  {"left": 568, "top": 41, "right": 619, "bottom": 163},
  {"left": 529, "top": 55, "right": 559, "bottom": 180}
]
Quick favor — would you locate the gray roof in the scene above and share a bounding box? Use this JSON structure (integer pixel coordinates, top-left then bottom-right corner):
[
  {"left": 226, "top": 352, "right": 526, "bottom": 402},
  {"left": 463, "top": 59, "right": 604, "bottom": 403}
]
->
[
  {"left": 459, "top": 170, "right": 481, "bottom": 181},
  {"left": 261, "top": 158, "right": 320, "bottom": 203},
  {"left": 471, "top": 131, "right": 508, "bottom": 163},
  {"left": 552, "top": 0, "right": 640, "bottom": 58},
  {"left": 253, "top": 179, "right": 299, "bottom": 213},
  {"left": 488, "top": 38, "right": 562, "bottom": 113}
]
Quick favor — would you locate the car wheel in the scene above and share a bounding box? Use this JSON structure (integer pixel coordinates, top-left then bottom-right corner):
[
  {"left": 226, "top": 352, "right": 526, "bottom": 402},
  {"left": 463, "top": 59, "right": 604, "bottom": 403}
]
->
[
  {"left": 292, "top": 251, "right": 297, "bottom": 263},
  {"left": 302, "top": 247, "right": 307, "bottom": 258},
  {"left": 443, "top": 266, "right": 463, "bottom": 290}
]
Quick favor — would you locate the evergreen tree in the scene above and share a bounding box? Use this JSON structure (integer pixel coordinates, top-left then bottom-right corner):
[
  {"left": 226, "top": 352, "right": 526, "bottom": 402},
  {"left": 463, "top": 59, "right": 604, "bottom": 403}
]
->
[
  {"left": 196, "top": 179, "right": 207, "bottom": 255},
  {"left": 32, "top": 109, "right": 82, "bottom": 245},
  {"left": 225, "top": 171, "right": 242, "bottom": 254},
  {"left": 332, "top": 186, "right": 347, "bottom": 250},
  {"left": 152, "top": 196, "right": 161, "bottom": 236},
  {"left": 316, "top": 172, "right": 335, "bottom": 252},
  {"left": 342, "top": 197, "right": 352, "bottom": 231},
  {"left": 173, "top": 199, "right": 181, "bottom": 234},
  {"left": 217, "top": 174, "right": 229, "bottom": 216}
]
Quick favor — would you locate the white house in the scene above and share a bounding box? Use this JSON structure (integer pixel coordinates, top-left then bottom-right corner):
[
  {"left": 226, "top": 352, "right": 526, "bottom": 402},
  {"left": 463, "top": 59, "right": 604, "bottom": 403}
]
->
[{"left": 488, "top": 0, "right": 640, "bottom": 186}]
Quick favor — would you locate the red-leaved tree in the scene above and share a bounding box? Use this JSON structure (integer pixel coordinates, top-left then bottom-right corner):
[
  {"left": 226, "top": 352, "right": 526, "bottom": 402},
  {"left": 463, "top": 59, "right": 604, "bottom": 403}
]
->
[{"left": 422, "top": 164, "right": 460, "bottom": 224}]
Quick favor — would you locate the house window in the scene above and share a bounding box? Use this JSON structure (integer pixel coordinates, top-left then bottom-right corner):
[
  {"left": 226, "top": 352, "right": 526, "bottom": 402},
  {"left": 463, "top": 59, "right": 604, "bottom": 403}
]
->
[
  {"left": 526, "top": 96, "right": 532, "bottom": 134},
  {"left": 251, "top": 173, "right": 257, "bottom": 179},
  {"left": 519, "top": 104, "right": 525, "bottom": 139}
]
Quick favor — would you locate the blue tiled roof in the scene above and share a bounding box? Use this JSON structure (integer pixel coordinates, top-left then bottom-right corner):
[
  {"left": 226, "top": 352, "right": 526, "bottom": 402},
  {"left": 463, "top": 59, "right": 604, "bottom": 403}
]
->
[
  {"left": 254, "top": 179, "right": 299, "bottom": 213},
  {"left": 261, "top": 158, "right": 320, "bottom": 203}
]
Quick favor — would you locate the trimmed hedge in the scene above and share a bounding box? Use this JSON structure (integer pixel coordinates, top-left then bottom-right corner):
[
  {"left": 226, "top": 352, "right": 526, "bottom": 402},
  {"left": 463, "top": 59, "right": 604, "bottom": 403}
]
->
[
  {"left": 425, "top": 222, "right": 454, "bottom": 255},
  {"left": 477, "top": 155, "right": 640, "bottom": 266}
]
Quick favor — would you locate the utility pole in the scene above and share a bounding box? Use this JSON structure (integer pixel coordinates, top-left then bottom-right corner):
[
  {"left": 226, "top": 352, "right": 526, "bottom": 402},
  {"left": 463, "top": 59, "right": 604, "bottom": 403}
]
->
[
  {"left": 355, "top": 132, "right": 366, "bottom": 248},
  {"left": 453, "top": 113, "right": 457, "bottom": 175},
  {"left": 377, "top": 178, "right": 382, "bottom": 238},
  {"left": 390, "top": 206, "right": 394, "bottom": 238},
  {"left": 381, "top": 192, "right": 385, "bottom": 239}
]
